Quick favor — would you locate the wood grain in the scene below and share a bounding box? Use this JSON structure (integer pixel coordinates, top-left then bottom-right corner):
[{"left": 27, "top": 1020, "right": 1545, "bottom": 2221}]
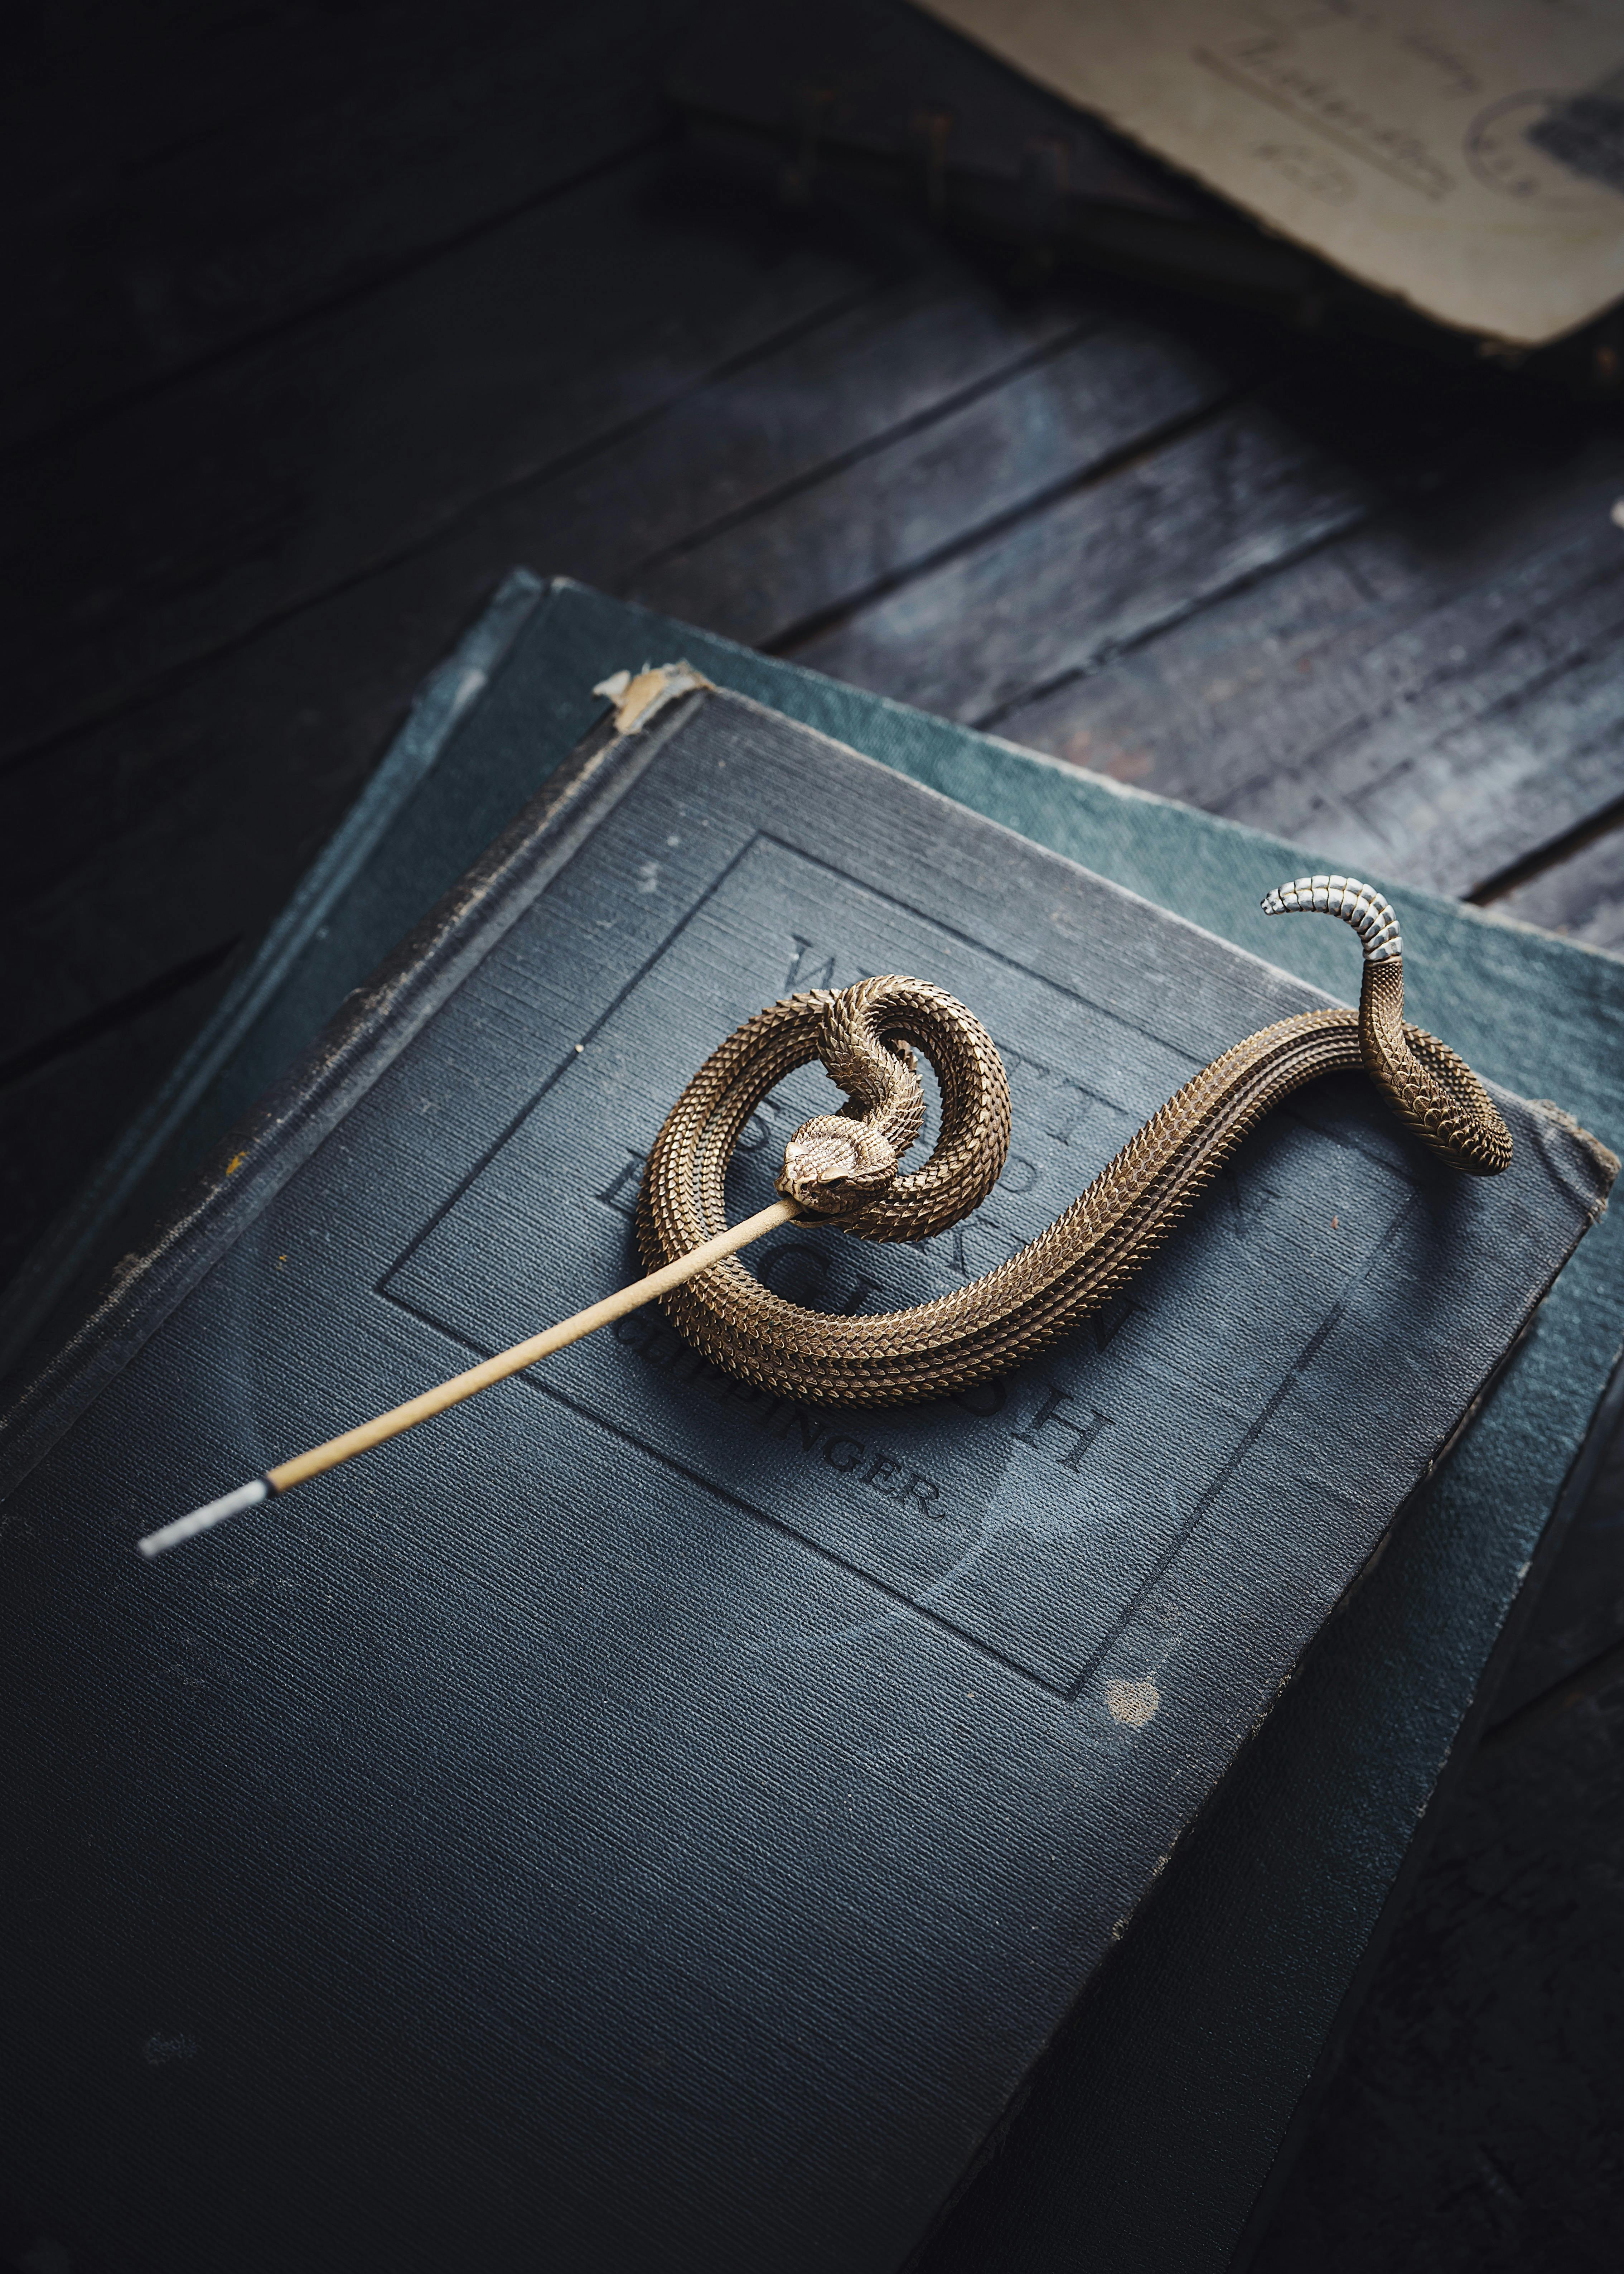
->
[
  {"left": 787, "top": 402, "right": 1366, "bottom": 723},
  {"left": 1492, "top": 820, "right": 1624, "bottom": 955},
  {"left": 0, "top": 275, "right": 1244, "bottom": 1073},
  {"left": 0, "top": 155, "right": 876, "bottom": 766},
  {"left": 1254, "top": 1666, "right": 1624, "bottom": 2274},
  {"left": 1490, "top": 1404, "right": 1624, "bottom": 1723},
  {"left": 0, "top": 959, "right": 241, "bottom": 1294},
  {"left": 628, "top": 313, "right": 1245, "bottom": 645},
  {"left": 0, "top": 0, "right": 681, "bottom": 451},
  {"left": 995, "top": 427, "right": 1624, "bottom": 898}
]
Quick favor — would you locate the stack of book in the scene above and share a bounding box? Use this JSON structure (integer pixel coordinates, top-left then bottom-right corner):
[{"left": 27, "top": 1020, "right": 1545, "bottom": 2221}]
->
[{"left": 2, "top": 577, "right": 1620, "bottom": 2273}]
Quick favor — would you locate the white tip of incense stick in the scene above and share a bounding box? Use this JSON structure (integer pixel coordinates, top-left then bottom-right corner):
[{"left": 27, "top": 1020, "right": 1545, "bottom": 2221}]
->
[
  {"left": 137, "top": 1196, "right": 805, "bottom": 1557},
  {"left": 138, "top": 1476, "right": 271, "bottom": 1560}
]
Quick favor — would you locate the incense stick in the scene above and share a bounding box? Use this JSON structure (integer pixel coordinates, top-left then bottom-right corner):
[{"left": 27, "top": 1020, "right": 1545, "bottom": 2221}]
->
[{"left": 139, "top": 1197, "right": 804, "bottom": 1559}]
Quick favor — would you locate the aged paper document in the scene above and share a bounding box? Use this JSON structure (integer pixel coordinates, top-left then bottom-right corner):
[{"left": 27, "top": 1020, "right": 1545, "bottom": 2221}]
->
[{"left": 918, "top": 0, "right": 1624, "bottom": 343}]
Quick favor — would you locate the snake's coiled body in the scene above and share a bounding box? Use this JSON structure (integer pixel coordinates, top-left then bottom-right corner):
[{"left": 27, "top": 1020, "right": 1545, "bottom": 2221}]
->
[{"left": 637, "top": 877, "right": 1512, "bottom": 1407}]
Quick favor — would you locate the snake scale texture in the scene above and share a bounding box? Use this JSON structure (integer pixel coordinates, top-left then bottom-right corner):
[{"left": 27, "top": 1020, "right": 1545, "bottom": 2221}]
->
[{"left": 638, "top": 877, "right": 1512, "bottom": 1407}]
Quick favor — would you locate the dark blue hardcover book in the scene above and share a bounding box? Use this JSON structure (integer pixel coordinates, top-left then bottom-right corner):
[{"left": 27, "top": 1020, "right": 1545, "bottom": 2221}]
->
[{"left": 0, "top": 634, "right": 1614, "bottom": 2273}]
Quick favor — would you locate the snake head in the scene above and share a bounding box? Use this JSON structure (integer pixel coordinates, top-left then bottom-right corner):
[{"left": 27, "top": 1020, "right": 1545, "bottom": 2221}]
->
[{"left": 776, "top": 1115, "right": 900, "bottom": 1214}]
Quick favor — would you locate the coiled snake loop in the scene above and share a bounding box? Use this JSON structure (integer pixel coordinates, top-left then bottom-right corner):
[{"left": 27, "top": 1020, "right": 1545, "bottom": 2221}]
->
[{"left": 638, "top": 877, "right": 1511, "bottom": 1407}]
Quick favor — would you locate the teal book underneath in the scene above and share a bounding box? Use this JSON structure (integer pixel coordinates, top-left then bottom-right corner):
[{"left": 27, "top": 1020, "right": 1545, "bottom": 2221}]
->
[{"left": 3, "top": 577, "right": 1622, "bottom": 2273}]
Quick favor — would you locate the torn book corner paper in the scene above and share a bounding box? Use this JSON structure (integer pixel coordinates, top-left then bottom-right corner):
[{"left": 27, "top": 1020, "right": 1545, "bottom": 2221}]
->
[{"left": 592, "top": 661, "right": 715, "bottom": 733}]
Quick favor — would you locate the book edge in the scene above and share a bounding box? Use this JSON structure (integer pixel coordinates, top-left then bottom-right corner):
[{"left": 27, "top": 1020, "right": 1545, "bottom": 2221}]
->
[
  {"left": 0, "top": 689, "right": 698, "bottom": 1506},
  {"left": 0, "top": 569, "right": 551, "bottom": 1393}
]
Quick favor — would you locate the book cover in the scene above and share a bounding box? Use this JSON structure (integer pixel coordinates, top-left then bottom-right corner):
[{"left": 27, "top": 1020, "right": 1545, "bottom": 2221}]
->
[{"left": 0, "top": 680, "right": 1610, "bottom": 2270}]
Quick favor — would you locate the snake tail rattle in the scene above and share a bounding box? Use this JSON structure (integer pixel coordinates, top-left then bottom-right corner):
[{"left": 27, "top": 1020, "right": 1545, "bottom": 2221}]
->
[{"left": 142, "top": 875, "right": 1510, "bottom": 1557}]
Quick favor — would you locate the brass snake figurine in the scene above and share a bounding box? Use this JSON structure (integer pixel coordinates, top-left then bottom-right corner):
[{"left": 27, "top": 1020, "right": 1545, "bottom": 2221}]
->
[
  {"left": 639, "top": 876, "right": 1512, "bottom": 1408},
  {"left": 148, "top": 874, "right": 1517, "bottom": 1555}
]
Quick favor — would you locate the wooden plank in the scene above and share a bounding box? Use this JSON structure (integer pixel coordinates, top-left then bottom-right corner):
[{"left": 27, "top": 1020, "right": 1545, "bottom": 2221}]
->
[
  {"left": 501, "top": 269, "right": 1096, "bottom": 607},
  {"left": 628, "top": 314, "right": 1243, "bottom": 646},
  {"left": 1491, "top": 821, "right": 1624, "bottom": 956},
  {"left": 785, "top": 403, "right": 1367, "bottom": 723},
  {"left": 993, "top": 427, "right": 1624, "bottom": 898},
  {"left": 1489, "top": 1403, "right": 1624, "bottom": 1722},
  {"left": 0, "top": 281, "right": 1011, "bottom": 1049},
  {"left": 0, "top": 0, "right": 674, "bottom": 450},
  {"left": 0, "top": 283, "right": 1246, "bottom": 1068},
  {"left": 1253, "top": 1668, "right": 1624, "bottom": 2271},
  {"left": 0, "top": 964, "right": 240, "bottom": 1297},
  {"left": 0, "top": 153, "right": 883, "bottom": 767},
  {"left": 0, "top": 559, "right": 488, "bottom": 1072},
  {"left": 0, "top": 281, "right": 1239, "bottom": 1267}
]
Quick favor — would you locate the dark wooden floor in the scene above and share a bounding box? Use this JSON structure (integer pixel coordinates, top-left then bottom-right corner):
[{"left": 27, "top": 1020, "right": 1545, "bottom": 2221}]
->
[{"left": 3, "top": 4, "right": 1623, "bottom": 2266}]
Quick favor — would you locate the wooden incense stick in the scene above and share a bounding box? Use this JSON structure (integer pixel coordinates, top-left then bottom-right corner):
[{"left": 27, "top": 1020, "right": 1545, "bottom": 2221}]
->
[{"left": 138, "top": 1197, "right": 804, "bottom": 1560}]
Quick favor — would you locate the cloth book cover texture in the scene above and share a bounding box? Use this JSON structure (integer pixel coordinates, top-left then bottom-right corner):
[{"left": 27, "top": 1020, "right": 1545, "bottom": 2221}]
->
[{"left": 0, "top": 681, "right": 1610, "bottom": 2272}]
